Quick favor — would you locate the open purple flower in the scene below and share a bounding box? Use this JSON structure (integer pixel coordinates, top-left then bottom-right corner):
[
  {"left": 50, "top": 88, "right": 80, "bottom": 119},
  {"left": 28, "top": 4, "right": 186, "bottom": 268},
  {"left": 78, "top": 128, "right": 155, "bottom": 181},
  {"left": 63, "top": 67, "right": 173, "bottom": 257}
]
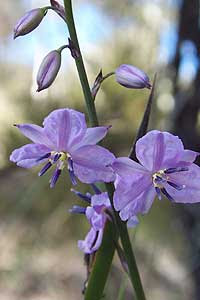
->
[
  {"left": 70, "top": 186, "right": 111, "bottom": 254},
  {"left": 112, "top": 130, "right": 200, "bottom": 225},
  {"left": 10, "top": 108, "right": 115, "bottom": 187}
]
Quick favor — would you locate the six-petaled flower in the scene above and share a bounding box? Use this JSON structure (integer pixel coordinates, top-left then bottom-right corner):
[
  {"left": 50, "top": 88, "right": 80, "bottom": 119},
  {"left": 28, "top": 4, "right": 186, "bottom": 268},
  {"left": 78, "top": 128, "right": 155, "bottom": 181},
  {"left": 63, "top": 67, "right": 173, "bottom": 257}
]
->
[
  {"left": 112, "top": 130, "right": 200, "bottom": 226},
  {"left": 10, "top": 108, "right": 115, "bottom": 188}
]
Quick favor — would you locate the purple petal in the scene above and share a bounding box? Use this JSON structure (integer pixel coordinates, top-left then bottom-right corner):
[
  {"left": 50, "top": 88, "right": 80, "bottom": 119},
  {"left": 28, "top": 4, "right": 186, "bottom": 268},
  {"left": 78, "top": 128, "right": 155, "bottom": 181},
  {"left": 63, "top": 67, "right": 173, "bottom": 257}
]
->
[
  {"left": 43, "top": 108, "right": 86, "bottom": 151},
  {"left": 165, "top": 163, "right": 200, "bottom": 203},
  {"left": 136, "top": 130, "right": 184, "bottom": 172},
  {"left": 91, "top": 192, "right": 111, "bottom": 210},
  {"left": 119, "top": 193, "right": 145, "bottom": 221},
  {"left": 118, "top": 185, "right": 155, "bottom": 222},
  {"left": 72, "top": 145, "right": 115, "bottom": 183},
  {"left": 112, "top": 157, "right": 148, "bottom": 179},
  {"left": 140, "top": 185, "right": 156, "bottom": 213},
  {"left": 78, "top": 228, "right": 103, "bottom": 254},
  {"left": 10, "top": 143, "right": 51, "bottom": 168},
  {"left": 73, "top": 126, "right": 110, "bottom": 150},
  {"left": 113, "top": 174, "right": 151, "bottom": 211},
  {"left": 127, "top": 216, "right": 139, "bottom": 228},
  {"left": 86, "top": 207, "right": 105, "bottom": 230},
  {"left": 15, "top": 124, "right": 53, "bottom": 148},
  {"left": 179, "top": 149, "right": 199, "bottom": 163}
]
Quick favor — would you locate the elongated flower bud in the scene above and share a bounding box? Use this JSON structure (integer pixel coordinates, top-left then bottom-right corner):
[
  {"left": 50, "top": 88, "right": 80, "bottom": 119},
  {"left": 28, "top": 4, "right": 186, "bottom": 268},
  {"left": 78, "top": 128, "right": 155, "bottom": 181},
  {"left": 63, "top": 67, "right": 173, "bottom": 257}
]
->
[
  {"left": 14, "top": 8, "right": 46, "bottom": 39},
  {"left": 115, "top": 64, "right": 151, "bottom": 89},
  {"left": 37, "top": 50, "right": 61, "bottom": 92}
]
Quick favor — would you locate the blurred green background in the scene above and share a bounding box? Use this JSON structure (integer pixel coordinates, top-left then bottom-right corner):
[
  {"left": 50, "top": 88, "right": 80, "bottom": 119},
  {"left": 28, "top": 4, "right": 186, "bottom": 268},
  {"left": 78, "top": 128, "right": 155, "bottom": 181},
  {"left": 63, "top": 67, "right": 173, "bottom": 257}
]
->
[{"left": 1, "top": 0, "right": 200, "bottom": 299}]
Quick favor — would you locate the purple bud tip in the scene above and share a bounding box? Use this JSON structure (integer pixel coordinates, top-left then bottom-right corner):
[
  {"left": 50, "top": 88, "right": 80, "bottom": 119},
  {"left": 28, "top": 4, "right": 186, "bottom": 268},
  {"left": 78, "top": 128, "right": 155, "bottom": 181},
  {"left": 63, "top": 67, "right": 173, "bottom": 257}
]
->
[
  {"left": 14, "top": 8, "right": 45, "bottom": 39},
  {"left": 36, "top": 152, "right": 51, "bottom": 162},
  {"left": 115, "top": 64, "right": 151, "bottom": 89},
  {"left": 69, "top": 205, "right": 86, "bottom": 214},
  {"left": 36, "top": 50, "right": 61, "bottom": 92},
  {"left": 50, "top": 168, "right": 61, "bottom": 188},
  {"left": 71, "top": 188, "right": 91, "bottom": 203},
  {"left": 38, "top": 161, "right": 52, "bottom": 176}
]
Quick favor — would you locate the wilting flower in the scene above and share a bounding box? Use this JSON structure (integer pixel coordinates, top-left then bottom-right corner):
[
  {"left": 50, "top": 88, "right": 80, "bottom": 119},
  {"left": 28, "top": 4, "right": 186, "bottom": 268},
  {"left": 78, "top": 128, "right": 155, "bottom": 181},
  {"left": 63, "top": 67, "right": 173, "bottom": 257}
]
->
[
  {"left": 70, "top": 185, "right": 111, "bottom": 254},
  {"left": 112, "top": 130, "right": 200, "bottom": 225},
  {"left": 37, "top": 50, "right": 62, "bottom": 92},
  {"left": 115, "top": 64, "right": 151, "bottom": 89},
  {"left": 10, "top": 109, "right": 115, "bottom": 187},
  {"left": 14, "top": 8, "right": 46, "bottom": 39}
]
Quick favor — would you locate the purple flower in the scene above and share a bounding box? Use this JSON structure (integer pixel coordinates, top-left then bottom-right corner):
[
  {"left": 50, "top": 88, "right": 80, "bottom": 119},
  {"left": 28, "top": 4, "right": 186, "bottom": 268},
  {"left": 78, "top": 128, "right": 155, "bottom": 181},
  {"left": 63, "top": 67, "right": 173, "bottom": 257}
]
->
[
  {"left": 10, "top": 109, "right": 115, "bottom": 187},
  {"left": 71, "top": 189, "right": 111, "bottom": 254},
  {"left": 112, "top": 130, "right": 200, "bottom": 225},
  {"left": 37, "top": 50, "right": 62, "bottom": 92},
  {"left": 14, "top": 8, "right": 46, "bottom": 39},
  {"left": 115, "top": 64, "right": 151, "bottom": 89}
]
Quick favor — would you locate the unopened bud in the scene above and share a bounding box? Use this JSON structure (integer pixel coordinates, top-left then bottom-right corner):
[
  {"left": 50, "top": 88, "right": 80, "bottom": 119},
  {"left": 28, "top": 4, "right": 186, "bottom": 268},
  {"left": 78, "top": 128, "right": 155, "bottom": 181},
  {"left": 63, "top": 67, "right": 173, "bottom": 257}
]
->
[
  {"left": 14, "top": 8, "right": 46, "bottom": 39},
  {"left": 36, "top": 50, "right": 61, "bottom": 92},
  {"left": 50, "top": 0, "right": 66, "bottom": 21},
  {"left": 115, "top": 64, "right": 151, "bottom": 89}
]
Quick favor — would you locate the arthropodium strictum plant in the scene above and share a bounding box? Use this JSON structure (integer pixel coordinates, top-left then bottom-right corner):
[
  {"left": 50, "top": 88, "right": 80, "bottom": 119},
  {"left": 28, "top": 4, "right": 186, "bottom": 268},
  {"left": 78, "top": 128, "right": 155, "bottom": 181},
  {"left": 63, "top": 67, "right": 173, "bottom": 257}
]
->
[{"left": 11, "top": 1, "right": 200, "bottom": 300}]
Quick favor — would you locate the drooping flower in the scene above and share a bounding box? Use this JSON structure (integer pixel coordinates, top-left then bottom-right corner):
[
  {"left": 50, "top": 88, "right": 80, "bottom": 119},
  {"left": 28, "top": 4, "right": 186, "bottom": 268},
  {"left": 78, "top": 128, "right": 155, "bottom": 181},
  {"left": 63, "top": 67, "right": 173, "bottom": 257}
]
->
[
  {"left": 112, "top": 130, "right": 200, "bottom": 225},
  {"left": 115, "top": 64, "right": 151, "bottom": 89},
  {"left": 10, "top": 109, "right": 115, "bottom": 187},
  {"left": 70, "top": 185, "right": 111, "bottom": 254},
  {"left": 14, "top": 8, "right": 47, "bottom": 39}
]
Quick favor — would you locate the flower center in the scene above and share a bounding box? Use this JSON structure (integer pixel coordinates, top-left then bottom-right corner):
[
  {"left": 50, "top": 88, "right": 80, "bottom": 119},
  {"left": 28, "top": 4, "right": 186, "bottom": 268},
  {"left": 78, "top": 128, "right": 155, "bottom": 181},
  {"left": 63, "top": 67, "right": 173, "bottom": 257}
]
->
[
  {"left": 152, "top": 170, "right": 166, "bottom": 188},
  {"left": 38, "top": 151, "right": 77, "bottom": 187},
  {"left": 152, "top": 167, "right": 188, "bottom": 201}
]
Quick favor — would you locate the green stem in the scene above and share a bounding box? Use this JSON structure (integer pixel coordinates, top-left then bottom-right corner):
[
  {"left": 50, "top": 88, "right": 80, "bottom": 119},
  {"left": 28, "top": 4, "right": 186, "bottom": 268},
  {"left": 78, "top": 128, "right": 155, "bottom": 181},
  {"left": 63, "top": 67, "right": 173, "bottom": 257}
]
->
[
  {"left": 63, "top": 2, "right": 146, "bottom": 300},
  {"left": 84, "top": 221, "right": 117, "bottom": 300},
  {"left": 102, "top": 71, "right": 115, "bottom": 81},
  {"left": 106, "top": 183, "right": 146, "bottom": 300},
  {"left": 63, "top": 1, "right": 116, "bottom": 299},
  {"left": 63, "top": 0, "right": 98, "bottom": 126}
]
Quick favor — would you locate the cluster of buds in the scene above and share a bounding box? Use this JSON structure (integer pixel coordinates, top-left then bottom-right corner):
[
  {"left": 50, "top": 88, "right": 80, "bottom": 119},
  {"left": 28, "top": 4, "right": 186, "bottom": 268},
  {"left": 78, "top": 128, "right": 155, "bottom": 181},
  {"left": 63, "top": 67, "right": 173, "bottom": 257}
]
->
[
  {"left": 14, "top": 3, "right": 80, "bottom": 92},
  {"left": 14, "top": 2, "right": 152, "bottom": 94}
]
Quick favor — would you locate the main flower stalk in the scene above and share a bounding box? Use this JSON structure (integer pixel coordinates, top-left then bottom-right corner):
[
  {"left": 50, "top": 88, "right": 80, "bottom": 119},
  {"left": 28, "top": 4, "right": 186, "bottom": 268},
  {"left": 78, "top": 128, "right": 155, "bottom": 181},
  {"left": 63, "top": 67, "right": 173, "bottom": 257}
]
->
[
  {"left": 63, "top": 0, "right": 98, "bottom": 127},
  {"left": 63, "top": 1, "right": 146, "bottom": 299}
]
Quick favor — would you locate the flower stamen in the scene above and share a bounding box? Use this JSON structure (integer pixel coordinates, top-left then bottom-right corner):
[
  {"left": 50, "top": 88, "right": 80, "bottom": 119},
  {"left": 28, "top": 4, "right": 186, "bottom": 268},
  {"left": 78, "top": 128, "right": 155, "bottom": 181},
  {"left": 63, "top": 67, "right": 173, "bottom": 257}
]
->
[{"left": 152, "top": 167, "right": 187, "bottom": 201}]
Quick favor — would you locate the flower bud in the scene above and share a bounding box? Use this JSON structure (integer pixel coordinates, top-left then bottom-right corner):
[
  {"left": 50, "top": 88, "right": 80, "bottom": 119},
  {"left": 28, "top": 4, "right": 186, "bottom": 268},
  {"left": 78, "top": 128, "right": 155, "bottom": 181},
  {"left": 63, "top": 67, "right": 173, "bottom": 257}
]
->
[
  {"left": 14, "top": 8, "right": 46, "bottom": 39},
  {"left": 115, "top": 64, "right": 151, "bottom": 89},
  {"left": 50, "top": 0, "right": 66, "bottom": 21},
  {"left": 36, "top": 50, "right": 61, "bottom": 92}
]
